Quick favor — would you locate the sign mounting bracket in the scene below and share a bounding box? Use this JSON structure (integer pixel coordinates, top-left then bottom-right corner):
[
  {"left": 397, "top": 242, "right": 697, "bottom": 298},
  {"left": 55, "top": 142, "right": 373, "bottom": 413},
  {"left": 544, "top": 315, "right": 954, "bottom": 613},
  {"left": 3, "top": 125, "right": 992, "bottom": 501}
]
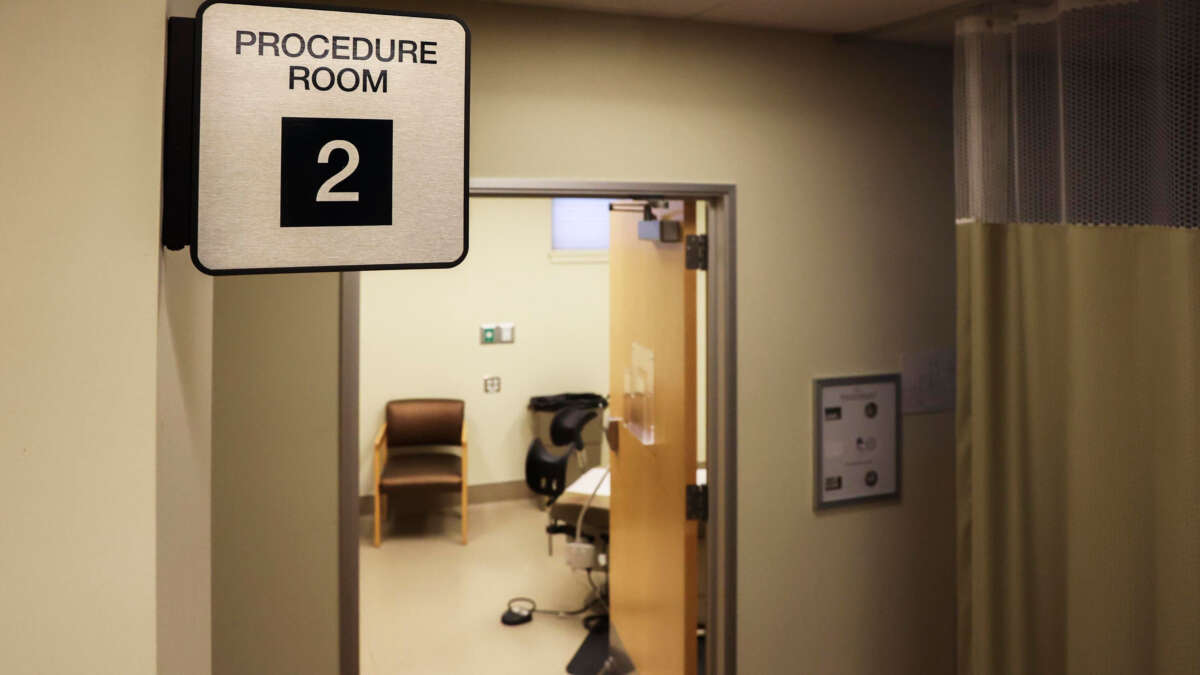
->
[{"left": 161, "top": 16, "right": 197, "bottom": 251}]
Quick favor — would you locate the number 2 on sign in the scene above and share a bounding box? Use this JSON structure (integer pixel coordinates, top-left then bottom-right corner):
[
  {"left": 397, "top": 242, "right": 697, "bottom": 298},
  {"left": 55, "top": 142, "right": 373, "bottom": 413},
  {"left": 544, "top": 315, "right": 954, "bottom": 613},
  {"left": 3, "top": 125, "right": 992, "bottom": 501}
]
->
[{"left": 316, "top": 140, "right": 360, "bottom": 202}]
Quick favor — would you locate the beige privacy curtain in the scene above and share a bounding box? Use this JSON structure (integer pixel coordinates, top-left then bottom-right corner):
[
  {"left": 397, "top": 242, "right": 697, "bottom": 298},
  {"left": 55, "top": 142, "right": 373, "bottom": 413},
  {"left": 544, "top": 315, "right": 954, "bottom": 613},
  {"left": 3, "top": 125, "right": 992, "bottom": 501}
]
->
[{"left": 954, "top": 3, "right": 1200, "bottom": 674}]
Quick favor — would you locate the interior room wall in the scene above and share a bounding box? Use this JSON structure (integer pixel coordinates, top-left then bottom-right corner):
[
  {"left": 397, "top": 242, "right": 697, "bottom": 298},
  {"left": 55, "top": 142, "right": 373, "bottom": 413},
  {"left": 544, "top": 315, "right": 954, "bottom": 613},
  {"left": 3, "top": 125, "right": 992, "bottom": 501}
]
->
[
  {"left": 358, "top": 197, "right": 610, "bottom": 493},
  {"left": 156, "top": 250, "right": 214, "bottom": 675},
  {"left": 158, "top": 4, "right": 216, "bottom": 674},
  {"left": 424, "top": 5, "right": 957, "bottom": 672},
  {"left": 0, "top": 1, "right": 165, "bottom": 673},
  {"left": 211, "top": 273, "right": 342, "bottom": 675},
  {"left": 209, "top": 1, "right": 957, "bottom": 673}
]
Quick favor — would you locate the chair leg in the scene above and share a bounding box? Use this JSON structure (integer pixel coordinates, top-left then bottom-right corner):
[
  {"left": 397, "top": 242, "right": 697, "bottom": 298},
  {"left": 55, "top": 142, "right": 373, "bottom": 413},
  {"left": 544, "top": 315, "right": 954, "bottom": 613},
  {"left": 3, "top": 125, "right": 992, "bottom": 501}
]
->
[
  {"left": 373, "top": 488, "right": 382, "bottom": 548},
  {"left": 461, "top": 482, "right": 469, "bottom": 545}
]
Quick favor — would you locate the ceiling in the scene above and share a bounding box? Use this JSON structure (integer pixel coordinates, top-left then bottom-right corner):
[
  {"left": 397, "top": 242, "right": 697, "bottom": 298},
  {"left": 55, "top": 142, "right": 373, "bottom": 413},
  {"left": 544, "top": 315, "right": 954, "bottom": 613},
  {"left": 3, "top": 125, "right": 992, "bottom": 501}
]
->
[{"left": 486, "top": 0, "right": 970, "bottom": 42}]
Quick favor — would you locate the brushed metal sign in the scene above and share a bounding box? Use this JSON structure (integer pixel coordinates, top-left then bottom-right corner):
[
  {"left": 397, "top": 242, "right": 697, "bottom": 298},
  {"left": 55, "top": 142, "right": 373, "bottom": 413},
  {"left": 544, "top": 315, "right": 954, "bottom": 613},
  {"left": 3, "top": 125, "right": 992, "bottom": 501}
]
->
[{"left": 192, "top": 1, "right": 468, "bottom": 274}]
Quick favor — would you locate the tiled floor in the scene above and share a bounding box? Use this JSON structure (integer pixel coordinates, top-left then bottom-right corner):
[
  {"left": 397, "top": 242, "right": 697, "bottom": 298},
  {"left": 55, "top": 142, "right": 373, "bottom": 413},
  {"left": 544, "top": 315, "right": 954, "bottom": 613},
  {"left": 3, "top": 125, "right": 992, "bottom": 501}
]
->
[{"left": 359, "top": 499, "right": 596, "bottom": 675}]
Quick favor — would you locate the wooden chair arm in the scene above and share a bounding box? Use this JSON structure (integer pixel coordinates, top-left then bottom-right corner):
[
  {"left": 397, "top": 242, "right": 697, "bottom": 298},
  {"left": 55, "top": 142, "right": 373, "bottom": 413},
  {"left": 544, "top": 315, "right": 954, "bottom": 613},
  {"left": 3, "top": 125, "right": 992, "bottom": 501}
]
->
[
  {"left": 373, "top": 422, "right": 387, "bottom": 450},
  {"left": 460, "top": 422, "right": 468, "bottom": 478},
  {"left": 373, "top": 422, "right": 387, "bottom": 482}
]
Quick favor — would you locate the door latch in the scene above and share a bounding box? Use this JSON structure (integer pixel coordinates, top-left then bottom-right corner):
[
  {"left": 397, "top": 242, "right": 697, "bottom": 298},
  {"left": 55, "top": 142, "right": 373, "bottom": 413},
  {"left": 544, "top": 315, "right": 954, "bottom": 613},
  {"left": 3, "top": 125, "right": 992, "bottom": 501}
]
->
[{"left": 685, "top": 484, "right": 708, "bottom": 521}]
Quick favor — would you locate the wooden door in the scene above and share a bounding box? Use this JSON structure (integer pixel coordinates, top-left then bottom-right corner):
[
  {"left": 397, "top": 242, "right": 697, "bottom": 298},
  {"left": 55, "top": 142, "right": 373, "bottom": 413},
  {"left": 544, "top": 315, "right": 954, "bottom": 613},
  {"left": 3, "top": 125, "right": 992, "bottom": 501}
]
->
[{"left": 609, "top": 201, "right": 699, "bottom": 675}]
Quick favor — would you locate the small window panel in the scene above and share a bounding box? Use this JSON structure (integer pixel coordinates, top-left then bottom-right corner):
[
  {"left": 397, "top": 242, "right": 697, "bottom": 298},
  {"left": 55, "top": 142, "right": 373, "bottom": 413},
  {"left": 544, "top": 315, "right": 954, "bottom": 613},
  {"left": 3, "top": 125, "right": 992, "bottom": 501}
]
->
[{"left": 551, "top": 198, "right": 612, "bottom": 251}]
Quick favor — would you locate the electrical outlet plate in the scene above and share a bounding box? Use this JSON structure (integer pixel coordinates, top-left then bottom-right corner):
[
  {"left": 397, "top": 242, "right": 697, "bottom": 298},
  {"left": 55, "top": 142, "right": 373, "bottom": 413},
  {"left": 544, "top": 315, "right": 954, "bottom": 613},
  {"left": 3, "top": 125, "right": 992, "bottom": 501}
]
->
[
  {"left": 483, "top": 376, "right": 501, "bottom": 393},
  {"left": 480, "top": 324, "right": 497, "bottom": 344}
]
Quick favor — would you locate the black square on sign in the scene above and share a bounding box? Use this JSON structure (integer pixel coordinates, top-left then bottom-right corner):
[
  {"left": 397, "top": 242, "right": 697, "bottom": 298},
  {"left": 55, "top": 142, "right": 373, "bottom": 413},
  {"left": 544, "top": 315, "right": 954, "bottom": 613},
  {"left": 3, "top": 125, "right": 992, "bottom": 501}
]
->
[{"left": 280, "top": 117, "right": 392, "bottom": 227}]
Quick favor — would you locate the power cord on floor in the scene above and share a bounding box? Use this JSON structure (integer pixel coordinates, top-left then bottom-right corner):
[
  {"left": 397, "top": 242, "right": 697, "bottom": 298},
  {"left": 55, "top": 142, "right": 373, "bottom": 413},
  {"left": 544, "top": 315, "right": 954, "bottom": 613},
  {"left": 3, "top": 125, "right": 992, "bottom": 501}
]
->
[
  {"left": 504, "top": 567, "right": 608, "bottom": 627},
  {"left": 506, "top": 594, "right": 597, "bottom": 618}
]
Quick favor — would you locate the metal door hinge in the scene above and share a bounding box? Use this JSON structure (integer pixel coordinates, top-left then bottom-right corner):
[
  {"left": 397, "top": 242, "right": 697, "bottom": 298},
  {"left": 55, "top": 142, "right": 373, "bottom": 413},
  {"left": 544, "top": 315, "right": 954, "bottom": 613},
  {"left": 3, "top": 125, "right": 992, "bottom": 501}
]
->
[
  {"left": 685, "top": 234, "right": 708, "bottom": 270},
  {"left": 685, "top": 484, "right": 708, "bottom": 521}
]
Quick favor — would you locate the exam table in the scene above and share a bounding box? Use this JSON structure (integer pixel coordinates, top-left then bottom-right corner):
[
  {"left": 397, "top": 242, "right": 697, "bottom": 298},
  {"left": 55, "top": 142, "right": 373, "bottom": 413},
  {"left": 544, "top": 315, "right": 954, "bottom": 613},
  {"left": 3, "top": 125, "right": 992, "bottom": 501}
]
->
[
  {"left": 548, "top": 467, "right": 710, "bottom": 625},
  {"left": 521, "top": 399, "right": 708, "bottom": 628}
]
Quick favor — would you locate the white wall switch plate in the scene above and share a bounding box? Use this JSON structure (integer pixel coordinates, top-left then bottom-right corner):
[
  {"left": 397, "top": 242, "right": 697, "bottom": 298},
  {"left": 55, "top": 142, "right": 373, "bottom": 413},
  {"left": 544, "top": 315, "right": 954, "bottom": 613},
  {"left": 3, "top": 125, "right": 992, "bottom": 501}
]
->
[
  {"left": 498, "top": 322, "right": 515, "bottom": 343},
  {"left": 483, "top": 376, "right": 501, "bottom": 393},
  {"left": 901, "top": 348, "right": 955, "bottom": 414}
]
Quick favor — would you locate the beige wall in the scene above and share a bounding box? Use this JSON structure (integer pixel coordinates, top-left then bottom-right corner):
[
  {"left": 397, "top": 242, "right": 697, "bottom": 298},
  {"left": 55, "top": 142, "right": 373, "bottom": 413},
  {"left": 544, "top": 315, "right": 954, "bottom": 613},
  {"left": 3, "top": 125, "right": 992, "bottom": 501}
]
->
[
  {"left": 0, "top": 0, "right": 956, "bottom": 673},
  {"left": 161, "top": 6, "right": 215, "bottom": 672},
  {"left": 160, "top": 1, "right": 215, "bottom": 672},
  {"left": 0, "top": 1, "right": 956, "bottom": 673},
  {"left": 211, "top": 273, "right": 341, "bottom": 675},
  {"left": 0, "top": 1, "right": 165, "bottom": 673},
  {"left": 157, "top": 251, "right": 214, "bottom": 675},
  {"left": 358, "top": 197, "right": 609, "bottom": 492},
  {"left": 441, "top": 4, "right": 957, "bottom": 672},
  {"left": 216, "top": 1, "right": 956, "bottom": 673}
]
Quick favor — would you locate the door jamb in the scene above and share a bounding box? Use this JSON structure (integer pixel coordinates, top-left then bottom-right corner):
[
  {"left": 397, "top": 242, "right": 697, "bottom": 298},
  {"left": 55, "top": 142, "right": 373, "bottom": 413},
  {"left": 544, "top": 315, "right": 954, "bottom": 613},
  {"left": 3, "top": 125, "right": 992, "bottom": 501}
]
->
[{"left": 338, "top": 179, "right": 738, "bottom": 675}]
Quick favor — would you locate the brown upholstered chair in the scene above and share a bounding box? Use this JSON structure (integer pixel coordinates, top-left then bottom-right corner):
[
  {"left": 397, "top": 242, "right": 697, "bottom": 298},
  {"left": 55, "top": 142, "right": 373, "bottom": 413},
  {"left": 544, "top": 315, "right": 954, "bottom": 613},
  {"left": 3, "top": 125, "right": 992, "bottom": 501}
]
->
[{"left": 372, "top": 399, "right": 468, "bottom": 546}]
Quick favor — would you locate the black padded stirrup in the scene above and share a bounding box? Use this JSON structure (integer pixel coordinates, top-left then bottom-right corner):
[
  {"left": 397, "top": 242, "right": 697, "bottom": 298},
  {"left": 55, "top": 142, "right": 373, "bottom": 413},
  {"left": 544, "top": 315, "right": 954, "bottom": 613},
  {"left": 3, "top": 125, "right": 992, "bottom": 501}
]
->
[
  {"left": 550, "top": 406, "right": 599, "bottom": 450},
  {"left": 524, "top": 437, "right": 570, "bottom": 503}
]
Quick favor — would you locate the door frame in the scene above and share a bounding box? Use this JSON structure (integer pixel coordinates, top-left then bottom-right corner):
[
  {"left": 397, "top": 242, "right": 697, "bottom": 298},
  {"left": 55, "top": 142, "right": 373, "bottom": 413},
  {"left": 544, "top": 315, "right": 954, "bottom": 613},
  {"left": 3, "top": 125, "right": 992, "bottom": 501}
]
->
[{"left": 338, "top": 179, "right": 738, "bottom": 675}]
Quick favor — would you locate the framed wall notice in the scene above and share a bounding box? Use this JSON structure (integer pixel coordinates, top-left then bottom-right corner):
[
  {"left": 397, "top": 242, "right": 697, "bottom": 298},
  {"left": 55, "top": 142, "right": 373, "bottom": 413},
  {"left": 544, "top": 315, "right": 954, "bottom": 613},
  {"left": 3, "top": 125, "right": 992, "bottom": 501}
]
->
[{"left": 813, "top": 374, "right": 901, "bottom": 509}]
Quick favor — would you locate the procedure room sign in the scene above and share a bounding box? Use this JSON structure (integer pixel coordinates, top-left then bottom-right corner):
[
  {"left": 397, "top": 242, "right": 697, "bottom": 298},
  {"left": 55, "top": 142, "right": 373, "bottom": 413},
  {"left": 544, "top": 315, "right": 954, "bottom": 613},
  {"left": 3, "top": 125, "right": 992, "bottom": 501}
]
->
[{"left": 192, "top": 1, "right": 468, "bottom": 274}]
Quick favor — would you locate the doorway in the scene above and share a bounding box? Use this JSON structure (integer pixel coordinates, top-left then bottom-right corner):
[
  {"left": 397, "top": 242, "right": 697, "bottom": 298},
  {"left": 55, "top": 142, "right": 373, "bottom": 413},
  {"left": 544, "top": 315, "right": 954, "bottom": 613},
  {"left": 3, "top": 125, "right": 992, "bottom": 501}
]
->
[{"left": 338, "top": 181, "right": 738, "bottom": 675}]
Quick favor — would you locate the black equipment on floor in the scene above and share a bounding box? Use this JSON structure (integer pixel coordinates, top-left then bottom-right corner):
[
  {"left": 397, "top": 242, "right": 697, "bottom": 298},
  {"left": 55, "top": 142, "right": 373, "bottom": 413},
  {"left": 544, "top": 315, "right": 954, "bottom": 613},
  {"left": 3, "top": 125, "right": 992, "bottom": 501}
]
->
[{"left": 566, "top": 615, "right": 609, "bottom": 675}]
